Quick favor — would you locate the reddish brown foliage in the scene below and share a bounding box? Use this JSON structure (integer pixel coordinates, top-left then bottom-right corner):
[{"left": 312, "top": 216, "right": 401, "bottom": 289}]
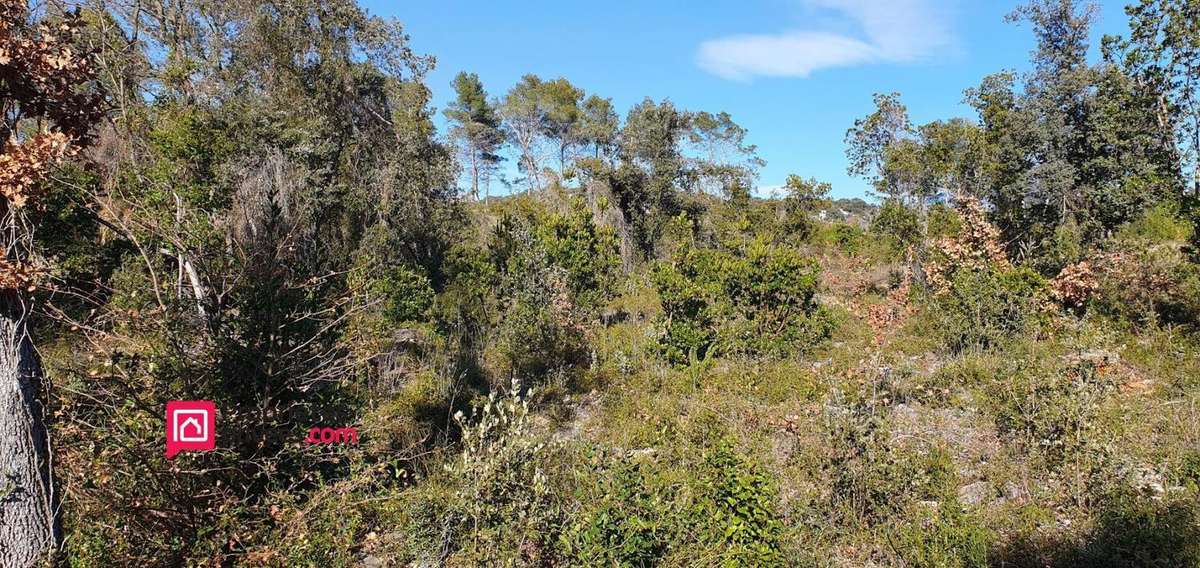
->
[
  {"left": 1049, "top": 260, "right": 1099, "bottom": 308},
  {"left": 1052, "top": 246, "right": 1187, "bottom": 312},
  {"left": 0, "top": 1, "right": 104, "bottom": 144},
  {"left": 0, "top": 0, "right": 103, "bottom": 289},
  {"left": 0, "top": 0, "right": 103, "bottom": 207},
  {"left": 0, "top": 132, "right": 72, "bottom": 208},
  {"left": 925, "top": 197, "right": 1010, "bottom": 292},
  {"left": 866, "top": 260, "right": 913, "bottom": 345}
]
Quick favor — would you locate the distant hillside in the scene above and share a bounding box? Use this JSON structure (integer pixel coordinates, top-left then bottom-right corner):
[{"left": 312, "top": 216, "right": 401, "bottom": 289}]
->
[{"left": 818, "top": 197, "right": 876, "bottom": 224}]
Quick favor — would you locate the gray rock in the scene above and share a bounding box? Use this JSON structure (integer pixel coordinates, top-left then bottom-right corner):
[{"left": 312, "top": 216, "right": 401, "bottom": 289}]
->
[
  {"left": 361, "top": 555, "right": 384, "bottom": 568},
  {"left": 958, "top": 481, "right": 991, "bottom": 506},
  {"left": 1069, "top": 349, "right": 1120, "bottom": 367},
  {"left": 1132, "top": 467, "right": 1166, "bottom": 497},
  {"left": 1003, "top": 481, "right": 1028, "bottom": 501}
]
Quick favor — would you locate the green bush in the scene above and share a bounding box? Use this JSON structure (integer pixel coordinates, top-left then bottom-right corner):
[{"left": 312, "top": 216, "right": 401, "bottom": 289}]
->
[
  {"left": 1034, "top": 219, "right": 1085, "bottom": 275},
  {"left": 560, "top": 455, "right": 673, "bottom": 566},
  {"left": 697, "top": 439, "right": 786, "bottom": 566},
  {"left": 933, "top": 267, "right": 1046, "bottom": 353},
  {"left": 1090, "top": 242, "right": 1200, "bottom": 329},
  {"left": 1115, "top": 202, "right": 1194, "bottom": 244},
  {"left": 652, "top": 238, "right": 831, "bottom": 365},
  {"left": 1179, "top": 450, "right": 1200, "bottom": 492},
  {"left": 487, "top": 278, "right": 589, "bottom": 388},
  {"left": 892, "top": 502, "right": 992, "bottom": 568},
  {"left": 490, "top": 200, "right": 621, "bottom": 316},
  {"left": 926, "top": 202, "right": 963, "bottom": 240},
  {"left": 725, "top": 240, "right": 835, "bottom": 356},
  {"left": 482, "top": 207, "right": 613, "bottom": 387},
  {"left": 780, "top": 175, "right": 831, "bottom": 240},
  {"left": 983, "top": 356, "right": 1117, "bottom": 467},
  {"left": 651, "top": 245, "right": 730, "bottom": 364},
  {"left": 434, "top": 244, "right": 500, "bottom": 339},
  {"left": 871, "top": 199, "right": 922, "bottom": 253},
  {"left": 375, "top": 266, "right": 435, "bottom": 324},
  {"left": 533, "top": 199, "right": 622, "bottom": 314},
  {"left": 831, "top": 222, "right": 867, "bottom": 255}
]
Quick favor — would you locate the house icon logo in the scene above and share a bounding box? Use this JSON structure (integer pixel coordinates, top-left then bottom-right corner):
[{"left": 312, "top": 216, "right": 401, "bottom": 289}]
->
[{"left": 166, "top": 400, "right": 216, "bottom": 458}]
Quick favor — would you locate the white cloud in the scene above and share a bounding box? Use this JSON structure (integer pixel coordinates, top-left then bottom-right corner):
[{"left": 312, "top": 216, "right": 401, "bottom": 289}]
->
[{"left": 697, "top": 0, "right": 955, "bottom": 81}]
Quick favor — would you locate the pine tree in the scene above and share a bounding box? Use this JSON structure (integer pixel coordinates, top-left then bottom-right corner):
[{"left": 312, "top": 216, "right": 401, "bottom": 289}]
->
[{"left": 445, "top": 72, "right": 504, "bottom": 199}]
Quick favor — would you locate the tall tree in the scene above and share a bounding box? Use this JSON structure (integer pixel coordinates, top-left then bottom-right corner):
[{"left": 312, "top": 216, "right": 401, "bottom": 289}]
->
[
  {"left": 845, "top": 92, "right": 914, "bottom": 202},
  {"left": 915, "top": 119, "right": 989, "bottom": 199},
  {"left": 0, "top": 2, "right": 103, "bottom": 564},
  {"left": 577, "top": 94, "right": 619, "bottom": 162},
  {"left": 1112, "top": 0, "right": 1200, "bottom": 194},
  {"left": 612, "top": 98, "right": 690, "bottom": 253},
  {"left": 621, "top": 98, "right": 690, "bottom": 188},
  {"left": 688, "top": 111, "right": 764, "bottom": 197},
  {"left": 445, "top": 72, "right": 504, "bottom": 200},
  {"left": 1008, "top": 0, "right": 1099, "bottom": 225},
  {"left": 35, "top": 1, "right": 463, "bottom": 563},
  {"left": 964, "top": 0, "right": 1177, "bottom": 261},
  {"left": 780, "top": 175, "right": 831, "bottom": 238},
  {"left": 847, "top": 95, "right": 988, "bottom": 207},
  {"left": 500, "top": 74, "right": 550, "bottom": 191},
  {"left": 881, "top": 118, "right": 990, "bottom": 203},
  {"left": 538, "top": 77, "right": 584, "bottom": 179}
]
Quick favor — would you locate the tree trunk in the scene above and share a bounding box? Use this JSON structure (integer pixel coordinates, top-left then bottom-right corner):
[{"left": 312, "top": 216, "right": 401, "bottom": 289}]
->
[
  {"left": 469, "top": 149, "right": 480, "bottom": 200},
  {"left": 0, "top": 291, "right": 58, "bottom": 567},
  {"left": 586, "top": 179, "right": 635, "bottom": 271}
]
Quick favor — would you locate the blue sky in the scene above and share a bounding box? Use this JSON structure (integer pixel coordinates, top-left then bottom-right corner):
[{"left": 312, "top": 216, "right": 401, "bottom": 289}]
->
[{"left": 363, "top": 0, "right": 1134, "bottom": 200}]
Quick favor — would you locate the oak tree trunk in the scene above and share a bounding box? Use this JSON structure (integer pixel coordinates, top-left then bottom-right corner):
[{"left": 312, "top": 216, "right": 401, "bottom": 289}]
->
[{"left": 0, "top": 291, "right": 58, "bottom": 567}]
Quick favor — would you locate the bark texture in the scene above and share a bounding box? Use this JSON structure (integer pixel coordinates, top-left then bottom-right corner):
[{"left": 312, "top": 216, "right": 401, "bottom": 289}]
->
[{"left": 0, "top": 292, "right": 57, "bottom": 567}]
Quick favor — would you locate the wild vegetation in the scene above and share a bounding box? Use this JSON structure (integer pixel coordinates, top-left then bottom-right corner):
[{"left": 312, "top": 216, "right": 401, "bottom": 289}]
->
[{"left": 2, "top": 0, "right": 1200, "bottom": 566}]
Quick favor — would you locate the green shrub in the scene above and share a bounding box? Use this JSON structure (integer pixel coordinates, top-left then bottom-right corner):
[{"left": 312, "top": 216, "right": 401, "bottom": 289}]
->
[
  {"left": 486, "top": 278, "right": 589, "bottom": 388},
  {"left": 933, "top": 267, "right": 1046, "bottom": 353},
  {"left": 780, "top": 175, "right": 831, "bottom": 240},
  {"left": 1115, "top": 202, "right": 1194, "bottom": 244},
  {"left": 376, "top": 266, "right": 435, "bottom": 323},
  {"left": 533, "top": 199, "right": 622, "bottom": 314},
  {"left": 343, "top": 261, "right": 439, "bottom": 390},
  {"left": 871, "top": 199, "right": 922, "bottom": 253},
  {"left": 434, "top": 244, "right": 500, "bottom": 339},
  {"left": 1034, "top": 219, "right": 1085, "bottom": 275},
  {"left": 725, "top": 240, "right": 835, "bottom": 356},
  {"left": 1090, "top": 242, "right": 1200, "bottom": 329},
  {"left": 482, "top": 209, "right": 608, "bottom": 387},
  {"left": 983, "top": 356, "right": 1117, "bottom": 467},
  {"left": 652, "top": 238, "right": 831, "bottom": 365},
  {"left": 697, "top": 439, "right": 786, "bottom": 566},
  {"left": 267, "top": 487, "right": 370, "bottom": 567},
  {"left": 831, "top": 222, "right": 867, "bottom": 255},
  {"left": 892, "top": 502, "right": 993, "bottom": 568},
  {"left": 1179, "top": 450, "right": 1200, "bottom": 492},
  {"left": 560, "top": 455, "right": 673, "bottom": 566},
  {"left": 926, "top": 202, "right": 963, "bottom": 240},
  {"left": 651, "top": 262, "right": 711, "bottom": 365},
  {"left": 490, "top": 200, "right": 622, "bottom": 316}
]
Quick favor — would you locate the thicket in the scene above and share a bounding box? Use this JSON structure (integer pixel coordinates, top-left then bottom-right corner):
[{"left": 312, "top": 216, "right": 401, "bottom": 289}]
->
[
  {"left": 4, "top": 0, "right": 1200, "bottom": 566},
  {"left": 652, "top": 234, "right": 833, "bottom": 364}
]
